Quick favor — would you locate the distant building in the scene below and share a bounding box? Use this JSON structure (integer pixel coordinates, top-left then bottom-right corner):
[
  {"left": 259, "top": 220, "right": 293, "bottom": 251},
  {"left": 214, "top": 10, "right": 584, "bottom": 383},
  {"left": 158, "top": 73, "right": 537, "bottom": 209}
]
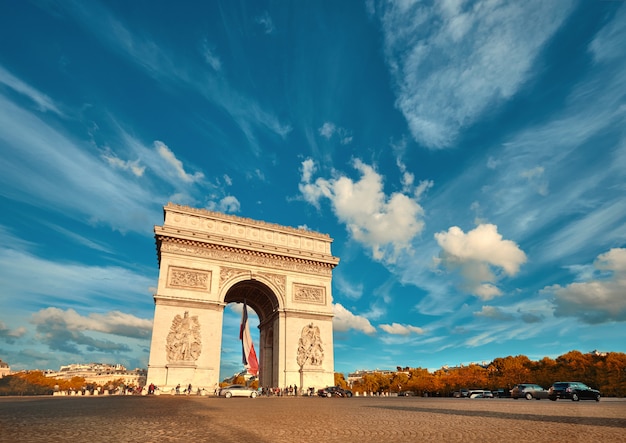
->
[
  {"left": 0, "top": 359, "right": 10, "bottom": 378},
  {"left": 347, "top": 368, "right": 399, "bottom": 385},
  {"left": 44, "top": 363, "right": 146, "bottom": 387}
]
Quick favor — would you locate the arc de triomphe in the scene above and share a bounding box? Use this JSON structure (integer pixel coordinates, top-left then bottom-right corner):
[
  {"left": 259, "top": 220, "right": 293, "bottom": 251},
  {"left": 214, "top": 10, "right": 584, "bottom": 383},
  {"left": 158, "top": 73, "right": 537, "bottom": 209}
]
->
[{"left": 146, "top": 203, "right": 339, "bottom": 392}]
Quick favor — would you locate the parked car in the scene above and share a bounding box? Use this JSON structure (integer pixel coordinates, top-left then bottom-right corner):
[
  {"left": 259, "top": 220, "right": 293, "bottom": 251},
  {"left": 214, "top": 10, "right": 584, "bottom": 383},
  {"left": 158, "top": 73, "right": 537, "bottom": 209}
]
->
[
  {"left": 317, "top": 386, "right": 353, "bottom": 397},
  {"left": 510, "top": 384, "right": 549, "bottom": 400},
  {"left": 398, "top": 391, "right": 415, "bottom": 396},
  {"left": 492, "top": 389, "right": 510, "bottom": 398},
  {"left": 548, "top": 382, "right": 600, "bottom": 402},
  {"left": 218, "top": 384, "right": 258, "bottom": 398},
  {"left": 468, "top": 389, "right": 493, "bottom": 398},
  {"left": 453, "top": 389, "right": 469, "bottom": 398}
]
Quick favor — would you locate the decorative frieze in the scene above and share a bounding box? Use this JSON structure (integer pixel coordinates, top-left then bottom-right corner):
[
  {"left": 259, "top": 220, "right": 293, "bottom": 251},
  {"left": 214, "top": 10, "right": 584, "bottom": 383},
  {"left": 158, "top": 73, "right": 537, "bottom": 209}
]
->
[
  {"left": 167, "top": 267, "right": 210, "bottom": 291},
  {"left": 161, "top": 240, "right": 333, "bottom": 276},
  {"left": 293, "top": 283, "right": 325, "bottom": 305}
]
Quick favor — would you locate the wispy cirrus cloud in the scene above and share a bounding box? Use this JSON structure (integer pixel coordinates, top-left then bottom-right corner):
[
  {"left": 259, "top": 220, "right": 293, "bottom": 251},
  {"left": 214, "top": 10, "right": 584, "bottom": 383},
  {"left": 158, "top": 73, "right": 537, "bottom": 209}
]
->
[
  {"left": 376, "top": 0, "right": 575, "bottom": 148},
  {"left": 0, "top": 229, "right": 156, "bottom": 315},
  {"left": 45, "top": 2, "right": 291, "bottom": 155},
  {"left": 0, "top": 94, "right": 159, "bottom": 233},
  {"left": 0, "top": 65, "right": 64, "bottom": 116},
  {"left": 255, "top": 11, "right": 275, "bottom": 35}
]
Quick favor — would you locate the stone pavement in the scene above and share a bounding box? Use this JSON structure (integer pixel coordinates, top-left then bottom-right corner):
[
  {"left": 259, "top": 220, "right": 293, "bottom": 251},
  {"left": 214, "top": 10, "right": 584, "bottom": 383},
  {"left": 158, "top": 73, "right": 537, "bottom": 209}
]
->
[{"left": 1, "top": 395, "right": 625, "bottom": 442}]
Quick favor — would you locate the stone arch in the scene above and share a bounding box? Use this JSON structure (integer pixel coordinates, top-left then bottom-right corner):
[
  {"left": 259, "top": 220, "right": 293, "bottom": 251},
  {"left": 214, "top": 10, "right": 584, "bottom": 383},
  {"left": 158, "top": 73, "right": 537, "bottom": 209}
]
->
[
  {"left": 219, "top": 273, "right": 285, "bottom": 318},
  {"left": 146, "top": 203, "right": 339, "bottom": 393}
]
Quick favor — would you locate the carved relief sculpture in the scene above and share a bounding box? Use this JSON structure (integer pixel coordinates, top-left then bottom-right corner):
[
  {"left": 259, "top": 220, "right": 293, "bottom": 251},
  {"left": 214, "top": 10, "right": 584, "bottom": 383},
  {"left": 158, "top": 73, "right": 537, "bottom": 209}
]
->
[
  {"left": 168, "top": 267, "right": 210, "bottom": 291},
  {"left": 296, "top": 323, "right": 324, "bottom": 367},
  {"left": 166, "top": 311, "right": 202, "bottom": 363},
  {"left": 293, "top": 283, "right": 325, "bottom": 304}
]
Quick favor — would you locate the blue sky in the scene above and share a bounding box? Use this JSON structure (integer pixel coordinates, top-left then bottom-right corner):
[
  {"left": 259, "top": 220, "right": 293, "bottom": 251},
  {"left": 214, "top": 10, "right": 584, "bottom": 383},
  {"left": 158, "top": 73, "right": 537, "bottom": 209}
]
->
[{"left": 1, "top": 1, "right": 625, "bottom": 379}]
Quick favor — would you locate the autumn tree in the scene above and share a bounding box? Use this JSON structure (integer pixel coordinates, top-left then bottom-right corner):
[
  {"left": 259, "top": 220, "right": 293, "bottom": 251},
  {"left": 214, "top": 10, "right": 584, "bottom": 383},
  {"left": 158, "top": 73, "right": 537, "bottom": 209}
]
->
[{"left": 334, "top": 372, "right": 348, "bottom": 389}]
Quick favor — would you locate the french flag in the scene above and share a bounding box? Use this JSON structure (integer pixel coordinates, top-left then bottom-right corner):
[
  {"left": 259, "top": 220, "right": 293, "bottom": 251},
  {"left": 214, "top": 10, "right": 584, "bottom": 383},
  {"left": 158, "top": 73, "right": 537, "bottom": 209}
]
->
[{"left": 239, "top": 300, "right": 259, "bottom": 376}]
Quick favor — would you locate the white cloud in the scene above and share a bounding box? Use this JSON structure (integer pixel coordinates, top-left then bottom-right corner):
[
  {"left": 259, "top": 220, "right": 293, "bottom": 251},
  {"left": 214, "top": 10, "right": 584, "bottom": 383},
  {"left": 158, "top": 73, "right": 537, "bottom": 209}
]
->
[
  {"left": 333, "top": 303, "right": 376, "bottom": 335},
  {"left": 474, "top": 306, "right": 514, "bottom": 321},
  {"left": 434, "top": 224, "right": 527, "bottom": 299},
  {"left": 155, "top": 141, "right": 204, "bottom": 184},
  {"left": 32, "top": 307, "right": 153, "bottom": 339},
  {"left": 544, "top": 248, "right": 626, "bottom": 324},
  {"left": 319, "top": 122, "right": 336, "bottom": 139},
  {"left": 30, "top": 307, "right": 151, "bottom": 354},
  {"left": 378, "top": 0, "right": 575, "bottom": 148},
  {"left": 209, "top": 195, "right": 240, "bottom": 213},
  {"left": 299, "top": 158, "right": 426, "bottom": 262},
  {"left": 379, "top": 323, "right": 424, "bottom": 335},
  {"left": 334, "top": 274, "right": 364, "bottom": 300},
  {"left": 318, "top": 121, "right": 353, "bottom": 144},
  {"left": 102, "top": 149, "right": 145, "bottom": 177},
  {"left": 0, "top": 321, "right": 27, "bottom": 344}
]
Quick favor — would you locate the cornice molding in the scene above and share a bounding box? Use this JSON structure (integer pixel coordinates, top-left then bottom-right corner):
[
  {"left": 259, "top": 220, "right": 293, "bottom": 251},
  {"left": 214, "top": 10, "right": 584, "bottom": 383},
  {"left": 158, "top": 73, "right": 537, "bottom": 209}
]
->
[{"left": 157, "top": 236, "right": 336, "bottom": 276}]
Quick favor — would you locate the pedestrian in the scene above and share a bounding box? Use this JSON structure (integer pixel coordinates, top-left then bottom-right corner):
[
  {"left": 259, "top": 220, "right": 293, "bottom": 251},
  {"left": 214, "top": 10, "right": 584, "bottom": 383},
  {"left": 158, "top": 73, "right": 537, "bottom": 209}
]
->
[
  {"left": 187, "top": 383, "right": 192, "bottom": 395},
  {"left": 176, "top": 384, "right": 180, "bottom": 395}
]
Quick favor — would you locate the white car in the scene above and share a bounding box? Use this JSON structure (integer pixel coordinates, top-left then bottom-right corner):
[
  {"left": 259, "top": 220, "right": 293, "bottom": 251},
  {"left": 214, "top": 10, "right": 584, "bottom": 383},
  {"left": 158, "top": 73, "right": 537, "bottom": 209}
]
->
[
  {"left": 468, "top": 389, "right": 493, "bottom": 398},
  {"left": 219, "top": 384, "right": 258, "bottom": 398}
]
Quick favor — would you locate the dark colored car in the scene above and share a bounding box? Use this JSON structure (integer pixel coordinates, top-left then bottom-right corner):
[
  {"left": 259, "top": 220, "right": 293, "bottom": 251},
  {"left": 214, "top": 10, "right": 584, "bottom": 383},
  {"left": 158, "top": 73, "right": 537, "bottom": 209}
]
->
[
  {"left": 492, "top": 389, "right": 511, "bottom": 398},
  {"left": 317, "top": 386, "right": 353, "bottom": 397},
  {"left": 548, "top": 382, "right": 600, "bottom": 402},
  {"left": 510, "top": 383, "right": 549, "bottom": 400}
]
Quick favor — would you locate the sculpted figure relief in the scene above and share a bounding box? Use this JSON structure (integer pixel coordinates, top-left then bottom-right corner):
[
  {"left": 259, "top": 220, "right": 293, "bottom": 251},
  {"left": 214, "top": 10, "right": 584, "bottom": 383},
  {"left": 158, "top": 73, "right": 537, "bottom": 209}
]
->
[
  {"left": 166, "top": 311, "right": 202, "bottom": 362},
  {"left": 297, "top": 323, "right": 324, "bottom": 367}
]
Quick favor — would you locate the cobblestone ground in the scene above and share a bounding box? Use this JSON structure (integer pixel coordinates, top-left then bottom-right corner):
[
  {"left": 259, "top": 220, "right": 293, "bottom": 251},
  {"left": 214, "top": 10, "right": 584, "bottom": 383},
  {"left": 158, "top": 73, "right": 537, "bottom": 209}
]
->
[{"left": 1, "top": 396, "right": 625, "bottom": 443}]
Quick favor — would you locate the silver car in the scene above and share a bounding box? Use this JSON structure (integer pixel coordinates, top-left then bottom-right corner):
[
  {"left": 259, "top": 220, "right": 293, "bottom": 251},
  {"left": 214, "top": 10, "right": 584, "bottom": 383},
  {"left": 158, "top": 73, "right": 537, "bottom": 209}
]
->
[
  {"left": 219, "top": 384, "right": 258, "bottom": 398},
  {"left": 510, "top": 383, "right": 549, "bottom": 400}
]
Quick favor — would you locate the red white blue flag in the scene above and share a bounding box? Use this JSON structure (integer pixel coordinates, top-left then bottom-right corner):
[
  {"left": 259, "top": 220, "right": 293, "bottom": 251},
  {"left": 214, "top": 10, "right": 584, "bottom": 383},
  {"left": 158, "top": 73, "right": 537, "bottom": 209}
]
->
[{"left": 239, "top": 300, "right": 259, "bottom": 376}]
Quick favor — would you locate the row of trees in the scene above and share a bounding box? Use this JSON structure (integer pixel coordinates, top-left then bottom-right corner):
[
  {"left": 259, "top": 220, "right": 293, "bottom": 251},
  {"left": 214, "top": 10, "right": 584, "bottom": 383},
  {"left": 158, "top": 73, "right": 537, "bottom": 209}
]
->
[
  {"left": 0, "top": 371, "right": 128, "bottom": 396},
  {"left": 339, "top": 351, "right": 626, "bottom": 397},
  {"left": 3, "top": 350, "right": 625, "bottom": 397}
]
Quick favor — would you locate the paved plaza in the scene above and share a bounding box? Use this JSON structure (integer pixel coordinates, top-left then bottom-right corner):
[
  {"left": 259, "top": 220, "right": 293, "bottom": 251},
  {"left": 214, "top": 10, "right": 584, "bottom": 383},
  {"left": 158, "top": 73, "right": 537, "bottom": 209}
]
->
[{"left": 1, "top": 395, "right": 625, "bottom": 442}]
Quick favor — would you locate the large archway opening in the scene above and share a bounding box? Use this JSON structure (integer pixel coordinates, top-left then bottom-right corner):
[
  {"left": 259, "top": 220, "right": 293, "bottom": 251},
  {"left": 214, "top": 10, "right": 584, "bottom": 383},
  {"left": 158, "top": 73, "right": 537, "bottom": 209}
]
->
[{"left": 221, "top": 280, "right": 280, "bottom": 387}]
